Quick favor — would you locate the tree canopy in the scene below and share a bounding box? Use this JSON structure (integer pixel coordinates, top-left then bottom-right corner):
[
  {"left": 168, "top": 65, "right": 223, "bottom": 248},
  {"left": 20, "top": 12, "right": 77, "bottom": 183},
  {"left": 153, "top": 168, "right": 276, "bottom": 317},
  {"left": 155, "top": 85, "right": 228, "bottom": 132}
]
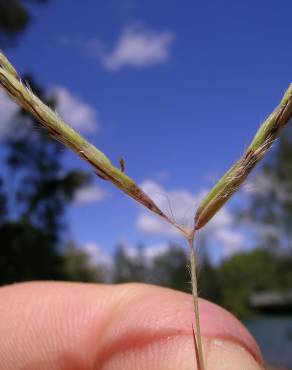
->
[{"left": 0, "top": 0, "right": 48, "bottom": 46}]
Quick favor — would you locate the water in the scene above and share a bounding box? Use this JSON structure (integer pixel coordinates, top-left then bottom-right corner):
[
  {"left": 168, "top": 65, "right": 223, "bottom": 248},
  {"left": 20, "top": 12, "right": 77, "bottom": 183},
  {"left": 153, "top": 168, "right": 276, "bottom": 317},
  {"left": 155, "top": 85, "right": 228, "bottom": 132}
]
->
[{"left": 246, "top": 316, "right": 292, "bottom": 368}]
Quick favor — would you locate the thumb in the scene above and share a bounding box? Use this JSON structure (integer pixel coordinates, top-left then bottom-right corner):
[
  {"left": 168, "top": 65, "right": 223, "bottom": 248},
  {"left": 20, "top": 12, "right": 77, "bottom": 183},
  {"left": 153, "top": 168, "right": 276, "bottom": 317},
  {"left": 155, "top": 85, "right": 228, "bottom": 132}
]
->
[{"left": 0, "top": 282, "right": 264, "bottom": 370}]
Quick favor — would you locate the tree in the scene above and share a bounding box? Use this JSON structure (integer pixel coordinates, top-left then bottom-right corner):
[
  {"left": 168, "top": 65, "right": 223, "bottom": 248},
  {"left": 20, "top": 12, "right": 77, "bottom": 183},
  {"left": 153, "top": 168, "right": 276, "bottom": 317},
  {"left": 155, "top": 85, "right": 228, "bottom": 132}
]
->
[
  {"left": 5, "top": 75, "right": 90, "bottom": 242},
  {"left": 0, "top": 77, "right": 90, "bottom": 285},
  {"left": 0, "top": 0, "right": 48, "bottom": 47},
  {"left": 0, "top": 221, "right": 64, "bottom": 284},
  {"left": 0, "top": 0, "right": 50, "bottom": 223},
  {"left": 199, "top": 252, "right": 221, "bottom": 304},
  {"left": 62, "top": 241, "right": 106, "bottom": 283},
  {"left": 241, "top": 129, "right": 292, "bottom": 253},
  {"left": 150, "top": 244, "right": 190, "bottom": 292},
  {"left": 218, "top": 249, "right": 279, "bottom": 317},
  {"left": 114, "top": 244, "right": 148, "bottom": 283},
  {"left": 113, "top": 243, "right": 191, "bottom": 292},
  {"left": 0, "top": 178, "right": 6, "bottom": 223},
  {"left": 0, "top": 0, "right": 94, "bottom": 285}
]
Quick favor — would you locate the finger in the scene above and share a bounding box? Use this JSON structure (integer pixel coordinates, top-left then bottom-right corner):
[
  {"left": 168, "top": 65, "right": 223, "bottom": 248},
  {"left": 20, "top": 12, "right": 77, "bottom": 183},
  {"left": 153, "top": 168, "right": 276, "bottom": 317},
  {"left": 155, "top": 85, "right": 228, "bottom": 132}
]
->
[{"left": 0, "top": 282, "right": 264, "bottom": 370}]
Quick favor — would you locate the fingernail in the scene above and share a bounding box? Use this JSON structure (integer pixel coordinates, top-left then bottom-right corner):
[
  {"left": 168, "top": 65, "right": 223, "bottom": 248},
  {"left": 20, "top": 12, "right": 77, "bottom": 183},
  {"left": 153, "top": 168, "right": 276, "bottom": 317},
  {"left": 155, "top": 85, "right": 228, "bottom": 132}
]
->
[
  {"left": 195, "top": 299, "right": 265, "bottom": 367},
  {"left": 102, "top": 335, "right": 264, "bottom": 370},
  {"left": 203, "top": 337, "right": 265, "bottom": 370},
  {"left": 151, "top": 336, "right": 265, "bottom": 370}
]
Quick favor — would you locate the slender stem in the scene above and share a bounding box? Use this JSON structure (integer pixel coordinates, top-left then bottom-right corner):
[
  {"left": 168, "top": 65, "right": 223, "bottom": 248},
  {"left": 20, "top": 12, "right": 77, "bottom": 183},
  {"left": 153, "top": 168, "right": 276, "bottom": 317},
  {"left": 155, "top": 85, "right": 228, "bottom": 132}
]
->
[{"left": 188, "top": 232, "right": 204, "bottom": 370}]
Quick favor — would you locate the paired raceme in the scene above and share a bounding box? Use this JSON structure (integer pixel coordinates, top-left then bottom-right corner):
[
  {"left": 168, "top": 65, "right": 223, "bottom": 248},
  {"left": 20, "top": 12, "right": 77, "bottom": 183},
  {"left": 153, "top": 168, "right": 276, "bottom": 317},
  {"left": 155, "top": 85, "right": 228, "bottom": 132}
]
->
[{"left": 1, "top": 49, "right": 292, "bottom": 370}]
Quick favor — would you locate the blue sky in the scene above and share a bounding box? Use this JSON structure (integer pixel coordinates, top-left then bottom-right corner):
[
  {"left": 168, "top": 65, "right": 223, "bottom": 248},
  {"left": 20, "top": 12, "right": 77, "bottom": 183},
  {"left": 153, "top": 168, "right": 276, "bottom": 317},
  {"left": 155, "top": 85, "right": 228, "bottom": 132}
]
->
[{"left": 1, "top": 0, "right": 292, "bottom": 261}]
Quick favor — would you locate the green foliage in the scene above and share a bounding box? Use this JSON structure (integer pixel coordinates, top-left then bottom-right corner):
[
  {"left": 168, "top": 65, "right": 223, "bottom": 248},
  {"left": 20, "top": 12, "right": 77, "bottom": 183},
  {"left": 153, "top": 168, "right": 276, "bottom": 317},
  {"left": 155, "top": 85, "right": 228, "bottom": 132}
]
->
[
  {"left": 149, "top": 244, "right": 190, "bottom": 292},
  {"left": 112, "top": 240, "right": 290, "bottom": 320},
  {"left": 218, "top": 249, "right": 279, "bottom": 317},
  {"left": 113, "top": 243, "right": 190, "bottom": 291},
  {"left": 112, "top": 242, "right": 292, "bottom": 319},
  {"left": 199, "top": 254, "right": 221, "bottom": 303}
]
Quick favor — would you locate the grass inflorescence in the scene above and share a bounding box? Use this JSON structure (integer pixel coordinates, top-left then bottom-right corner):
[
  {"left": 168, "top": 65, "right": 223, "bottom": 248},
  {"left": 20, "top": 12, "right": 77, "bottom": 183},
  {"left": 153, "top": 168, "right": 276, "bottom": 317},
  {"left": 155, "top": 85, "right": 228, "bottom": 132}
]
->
[{"left": 1, "top": 49, "right": 292, "bottom": 370}]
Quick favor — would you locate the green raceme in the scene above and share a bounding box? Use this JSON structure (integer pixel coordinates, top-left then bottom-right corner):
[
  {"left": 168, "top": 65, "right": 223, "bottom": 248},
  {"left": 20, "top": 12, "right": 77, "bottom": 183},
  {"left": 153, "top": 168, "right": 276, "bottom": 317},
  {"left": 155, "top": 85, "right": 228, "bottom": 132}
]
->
[{"left": 194, "top": 83, "right": 292, "bottom": 230}]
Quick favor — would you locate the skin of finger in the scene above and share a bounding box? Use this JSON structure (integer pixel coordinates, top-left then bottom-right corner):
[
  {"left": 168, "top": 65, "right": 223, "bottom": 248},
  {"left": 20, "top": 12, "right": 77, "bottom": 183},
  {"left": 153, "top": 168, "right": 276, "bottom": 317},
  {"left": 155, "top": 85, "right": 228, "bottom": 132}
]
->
[{"left": 0, "top": 282, "right": 264, "bottom": 370}]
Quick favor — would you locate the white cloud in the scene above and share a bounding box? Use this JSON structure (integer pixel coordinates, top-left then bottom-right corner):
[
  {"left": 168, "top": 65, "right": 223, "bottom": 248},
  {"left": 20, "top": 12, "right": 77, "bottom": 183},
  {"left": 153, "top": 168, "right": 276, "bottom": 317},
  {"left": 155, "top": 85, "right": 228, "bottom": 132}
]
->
[
  {"left": 137, "top": 213, "right": 178, "bottom": 236},
  {"left": 246, "top": 219, "right": 281, "bottom": 243},
  {"left": 53, "top": 87, "right": 100, "bottom": 133},
  {"left": 102, "top": 25, "right": 175, "bottom": 71},
  {"left": 83, "top": 242, "right": 113, "bottom": 268},
  {"left": 81, "top": 241, "right": 184, "bottom": 278},
  {"left": 0, "top": 87, "right": 101, "bottom": 138},
  {"left": 245, "top": 172, "right": 292, "bottom": 203},
  {"left": 137, "top": 180, "right": 202, "bottom": 236},
  {"left": 202, "top": 208, "right": 246, "bottom": 258},
  {"left": 239, "top": 172, "right": 291, "bottom": 246},
  {"left": 73, "top": 184, "right": 108, "bottom": 205},
  {"left": 0, "top": 90, "right": 19, "bottom": 138},
  {"left": 136, "top": 180, "right": 247, "bottom": 259},
  {"left": 119, "top": 241, "right": 180, "bottom": 267},
  {"left": 143, "top": 242, "right": 173, "bottom": 260}
]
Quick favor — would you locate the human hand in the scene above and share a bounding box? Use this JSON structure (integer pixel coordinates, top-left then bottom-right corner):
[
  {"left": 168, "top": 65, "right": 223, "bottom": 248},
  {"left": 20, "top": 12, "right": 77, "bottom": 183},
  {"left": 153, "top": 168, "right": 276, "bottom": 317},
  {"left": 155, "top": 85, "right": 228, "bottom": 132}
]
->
[{"left": 0, "top": 282, "right": 264, "bottom": 369}]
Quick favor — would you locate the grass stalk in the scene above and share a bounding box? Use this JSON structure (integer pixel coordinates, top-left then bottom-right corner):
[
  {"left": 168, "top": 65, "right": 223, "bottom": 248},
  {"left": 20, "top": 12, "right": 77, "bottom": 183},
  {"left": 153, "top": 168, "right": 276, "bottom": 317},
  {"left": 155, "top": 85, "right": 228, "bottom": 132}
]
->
[{"left": 188, "top": 231, "right": 204, "bottom": 370}]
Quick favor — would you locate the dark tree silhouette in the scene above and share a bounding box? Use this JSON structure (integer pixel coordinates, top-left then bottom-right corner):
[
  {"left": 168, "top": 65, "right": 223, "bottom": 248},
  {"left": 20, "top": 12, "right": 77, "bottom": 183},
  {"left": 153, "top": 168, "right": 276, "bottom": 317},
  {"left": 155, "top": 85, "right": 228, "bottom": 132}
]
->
[
  {"left": 0, "top": 76, "right": 91, "bottom": 284},
  {"left": 0, "top": 1, "right": 95, "bottom": 284},
  {"left": 150, "top": 244, "right": 190, "bottom": 292},
  {"left": 0, "top": 0, "right": 48, "bottom": 46},
  {"left": 0, "top": 178, "right": 6, "bottom": 222},
  {"left": 5, "top": 75, "right": 90, "bottom": 242},
  {"left": 114, "top": 244, "right": 148, "bottom": 283},
  {"left": 113, "top": 243, "right": 190, "bottom": 292},
  {"left": 0, "top": 221, "right": 64, "bottom": 284}
]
